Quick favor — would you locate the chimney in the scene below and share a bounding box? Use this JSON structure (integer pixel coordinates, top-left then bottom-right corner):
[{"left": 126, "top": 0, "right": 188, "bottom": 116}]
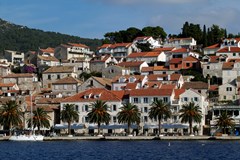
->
[{"left": 228, "top": 46, "right": 231, "bottom": 51}]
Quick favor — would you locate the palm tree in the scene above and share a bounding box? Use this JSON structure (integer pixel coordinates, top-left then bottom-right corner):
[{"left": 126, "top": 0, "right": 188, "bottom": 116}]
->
[
  {"left": 117, "top": 103, "right": 140, "bottom": 135},
  {"left": 61, "top": 104, "right": 79, "bottom": 135},
  {"left": 149, "top": 99, "right": 171, "bottom": 135},
  {"left": 0, "top": 100, "right": 23, "bottom": 135},
  {"left": 215, "top": 111, "right": 235, "bottom": 134},
  {"left": 87, "top": 100, "right": 110, "bottom": 135},
  {"left": 27, "top": 107, "right": 51, "bottom": 134},
  {"left": 179, "top": 102, "right": 202, "bottom": 135}
]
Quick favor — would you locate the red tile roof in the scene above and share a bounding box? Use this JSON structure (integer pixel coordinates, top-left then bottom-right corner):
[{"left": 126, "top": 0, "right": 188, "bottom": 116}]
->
[
  {"left": 68, "top": 43, "right": 89, "bottom": 48},
  {"left": 143, "top": 82, "right": 162, "bottom": 89},
  {"left": 112, "top": 75, "right": 145, "bottom": 83},
  {"left": 118, "top": 61, "right": 145, "bottom": 68},
  {"left": 129, "top": 88, "right": 173, "bottom": 96},
  {"left": 52, "top": 76, "right": 82, "bottom": 84},
  {"left": 217, "top": 47, "right": 240, "bottom": 53},
  {"left": 127, "top": 52, "right": 148, "bottom": 58},
  {"left": 222, "top": 62, "right": 234, "bottom": 70},
  {"left": 160, "top": 84, "right": 177, "bottom": 89},
  {"left": 62, "top": 88, "right": 122, "bottom": 102},
  {"left": 171, "top": 48, "right": 188, "bottom": 53},
  {"left": 209, "top": 85, "right": 218, "bottom": 91},
  {"left": 209, "top": 56, "right": 220, "bottom": 63},
  {"left": 153, "top": 47, "right": 175, "bottom": 52},
  {"left": 147, "top": 74, "right": 181, "bottom": 81},
  {"left": 125, "top": 83, "right": 138, "bottom": 90},
  {"left": 174, "top": 89, "right": 185, "bottom": 99},
  {"left": 169, "top": 58, "right": 182, "bottom": 64},
  {"left": 153, "top": 66, "right": 169, "bottom": 71},
  {"left": 3, "top": 73, "right": 35, "bottom": 78},
  {"left": 109, "top": 43, "right": 132, "bottom": 49},
  {"left": 38, "top": 55, "right": 59, "bottom": 62},
  {"left": 39, "top": 47, "right": 55, "bottom": 53},
  {"left": 204, "top": 43, "right": 220, "bottom": 49},
  {"left": 43, "top": 66, "right": 74, "bottom": 73},
  {"left": 141, "top": 67, "right": 154, "bottom": 72},
  {"left": 0, "top": 83, "right": 15, "bottom": 87},
  {"left": 183, "top": 56, "right": 199, "bottom": 62}
]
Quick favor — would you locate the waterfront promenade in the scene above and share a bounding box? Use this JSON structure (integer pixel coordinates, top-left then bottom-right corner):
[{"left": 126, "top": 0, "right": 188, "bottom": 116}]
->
[{"left": 1, "top": 135, "right": 240, "bottom": 141}]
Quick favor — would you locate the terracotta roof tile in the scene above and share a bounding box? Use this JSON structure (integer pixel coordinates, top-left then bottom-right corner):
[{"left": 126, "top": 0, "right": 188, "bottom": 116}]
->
[
  {"left": 183, "top": 56, "right": 199, "bottom": 62},
  {"left": 182, "top": 82, "right": 208, "bottom": 89},
  {"left": 134, "top": 36, "right": 151, "bottom": 41},
  {"left": 43, "top": 66, "right": 74, "bottom": 73},
  {"left": 169, "top": 58, "right": 182, "bottom": 64},
  {"left": 3, "top": 73, "right": 35, "bottom": 78},
  {"left": 112, "top": 75, "right": 145, "bottom": 83},
  {"left": 68, "top": 43, "right": 89, "bottom": 48},
  {"left": 153, "top": 47, "right": 175, "bottom": 52},
  {"left": 125, "top": 83, "right": 138, "bottom": 90},
  {"left": 153, "top": 66, "right": 169, "bottom": 71},
  {"left": 222, "top": 62, "right": 234, "bottom": 70},
  {"left": 141, "top": 67, "right": 154, "bottom": 72},
  {"left": 129, "top": 88, "right": 173, "bottom": 96},
  {"left": 174, "top": 89, "right": 185, "bottom": 99},
  {"left": 39, "top": 47, "right": 55, "bottom": 53},
  {"left": 217, "top": 47, "right": 240, "bottom": 53},
  {"left": 62, "top": 88, "right": 122, "bottom": 102},
  {"left": 118, "top": 61, "right": 145, "bottom": 67},
  {"left": 209, "top": 85, "right": 218, "bottom": 91},
  {"left": 38, "top": 55, "right": 59, "bottom": 62},
  {"left": 127, "top": 52, "right": 147, "bottom": 58},
  {"left": 92, "top": 76, "right": 112, "bottom": 87},
  {"left": 52, "top": 76, "right": 82, "bottom": 84},
  {"left": 204, "top": 43, "right": 220, "bottom": 49},
  {"left": 160, "top": 84, "right": 177, "bottom": 89},
  {"left": 171, "top": 48, "right": 188, "bottom": 53},
  {"left": 0, "top": 83, "right": 15, "bottom": 87}
]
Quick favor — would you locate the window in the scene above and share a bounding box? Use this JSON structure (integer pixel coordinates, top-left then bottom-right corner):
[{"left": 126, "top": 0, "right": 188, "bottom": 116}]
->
[
  {"left": 194, "top": 97, "right": 198, "bottom": 102},
  {"left": 186, "top": 63, "right": 190, "bottom": 67},
  {"left": 207, "top": 66, "right": 210, "bottom": 69},
  {"left": 233, "top": 53, "right": 236, "bottom": 56},
  {"left": 133, "top": 98, "right": 139, "bottom": 103},
  {"left": 184, "top": 97, "right": 188, "bottom": 102},
  {"left": 78, "top": 67, "right": 83, "bottom": 71},
  {"left": 85, "top": 105, "right": 89, "bottom": 112},
  {"left": 143, "top": 97, "right": 148, "bottom": 103},
  {"left": 57, "top": 75, "right": 60, "bottom": 79},
  {"left": 153, "top": 97, "right": 158, "bottom": 102},
  {"left": 90, "top": 80, "right": 93, "bottom": 86},
  {"left": 144, "top": 107, "right": 148, "bottom": 113},
  {"left": 226, "top": 87, "right": 232, "bottom": 91},
  {"left": 113, "top": 116, "right": 117, "bottom": 123},
  {"left": 163, "top": 71, "right": 166, "bottom": 74},
  {"left": 48, "top": 75, "right": 51, "bottom": 80},
  {"left": 174, "top": 64, "right": 178, "bottom": 68},
  {"left": 63, "top": 85, "right": 67, "bottom": 90},
  {"left": 75, "top": 105, "right": 79, "bottom": 111},
  {"left": 85, "top": 117, "right": 89, "bottom": 123},
  {"left": 112, "top": 105, "right": 117, "bottom": 111},
  {"left": 224, "top": 96, "right": 226, "bottom": 100},
  {"left": 54, "top": 85, "right": 58, "bottom": 90},
  {"left": 163, "top": 97, "right": 168, "bottom": 103},
  {"left": 144, "top": 116, "right": 148, "bottom": 122}
]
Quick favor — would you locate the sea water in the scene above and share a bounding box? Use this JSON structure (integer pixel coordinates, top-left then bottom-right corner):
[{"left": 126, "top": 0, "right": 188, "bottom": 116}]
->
[{"left": 0, "top": 140, "right": 239, "bottom": 160}]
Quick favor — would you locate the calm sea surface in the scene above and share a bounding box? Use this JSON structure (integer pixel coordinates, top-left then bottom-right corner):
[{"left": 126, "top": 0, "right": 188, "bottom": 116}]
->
[{"left": 0, "top": 140, "right": 240, "bottom": 160}]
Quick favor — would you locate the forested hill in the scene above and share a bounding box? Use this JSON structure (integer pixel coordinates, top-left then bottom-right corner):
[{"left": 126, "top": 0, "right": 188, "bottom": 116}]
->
[{"left": 0, "top": 18, "right": 102, "bottom": 53}]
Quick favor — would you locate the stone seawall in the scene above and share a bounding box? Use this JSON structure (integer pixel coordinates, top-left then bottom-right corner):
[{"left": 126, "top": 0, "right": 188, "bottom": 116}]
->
[{"left": 2, "top": 136, "right": 240, "bottom": 141}]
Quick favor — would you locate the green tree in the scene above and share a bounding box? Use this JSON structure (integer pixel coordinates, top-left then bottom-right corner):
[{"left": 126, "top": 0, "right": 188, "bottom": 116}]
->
[
  {"left": 179, "top": 102, "right": 202, "bottom": 135},
  {"left": 215, "top": 111, "right": 235, "bottom": 134},
  {"left": 0, "top": 100, "right": 23, "bottom": 135},
  {"left": 202, "top": 25, "right": 208, "bottom": 48},
  {"left": 148, "top": 99, "right": 171, "bottom": 135},
  {"left": 117, "top": 103, "right": 141, "bottom": 135},
  {"left": 87, "top": 100, "right": 110, "bottom": 135},
  {"left": 27, "top": 107, "right": 51, "bottom": 134},
  {"left": 142, "top": 26, "right": 167, "bottom": 39},
  {"left": 61, "top": 104, "right": 79, "bottom": 135}
]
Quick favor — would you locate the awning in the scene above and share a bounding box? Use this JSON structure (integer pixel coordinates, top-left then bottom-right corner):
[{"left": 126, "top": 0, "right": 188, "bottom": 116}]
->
[
  {"left": 143, "top": 123, "right": 188, "bottom": 129},
  {"left": 88, "top": 124, "right": 138, "bottom": 129},
  {"left": 54, "top": 124, "right": 85, "bottom": 129}
]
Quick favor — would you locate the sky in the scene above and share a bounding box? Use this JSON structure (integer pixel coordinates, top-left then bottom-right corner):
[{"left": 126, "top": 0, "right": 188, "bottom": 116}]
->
[{"left": 0, "top": 0, "right": 239, "bottom": 39}]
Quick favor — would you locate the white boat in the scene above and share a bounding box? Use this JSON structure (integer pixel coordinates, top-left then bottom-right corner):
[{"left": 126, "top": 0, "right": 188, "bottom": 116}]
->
[
  {"left": 9, "top": 134, "right": 44, "bottom": 141},
  {"left": 9, "top": 94, "right": 44, "bottom": 141}
]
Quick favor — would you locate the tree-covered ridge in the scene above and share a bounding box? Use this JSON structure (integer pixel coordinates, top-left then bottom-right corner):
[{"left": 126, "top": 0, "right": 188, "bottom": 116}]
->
[{"left": 0, "top": 18, "right": 102, "bottom": 53}]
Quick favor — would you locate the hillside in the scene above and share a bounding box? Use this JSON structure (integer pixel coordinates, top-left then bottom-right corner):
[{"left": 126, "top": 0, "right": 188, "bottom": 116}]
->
[{"left": 0, "top": 18, "right": 102, "bottom": 53}]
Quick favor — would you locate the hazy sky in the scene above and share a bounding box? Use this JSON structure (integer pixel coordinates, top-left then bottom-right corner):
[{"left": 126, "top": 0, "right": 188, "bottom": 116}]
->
[{"left": 0, "top": 0, "right": 239, "bottom": 39}]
